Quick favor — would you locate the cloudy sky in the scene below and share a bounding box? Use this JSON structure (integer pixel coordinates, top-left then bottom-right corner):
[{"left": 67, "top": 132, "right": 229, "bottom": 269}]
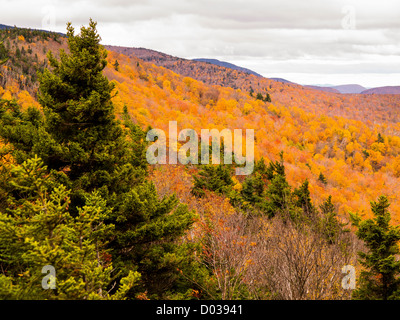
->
[{"left": 1, "top": 0, "right": 400, "bottom": 87}]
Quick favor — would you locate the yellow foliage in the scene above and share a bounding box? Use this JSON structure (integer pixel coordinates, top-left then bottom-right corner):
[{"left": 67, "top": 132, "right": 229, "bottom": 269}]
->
[
  {"left": 242, "top": 102, "right": 252, "bottom": 115},
  {"left": 353, "top": 152, "right": 364, "bottom": 167},
  {"left": 2, "top": 90, "right": 12, "bottom": 101}
]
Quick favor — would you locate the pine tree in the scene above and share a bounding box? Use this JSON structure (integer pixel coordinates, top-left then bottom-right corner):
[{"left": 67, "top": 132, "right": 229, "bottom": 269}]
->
[
  {"left": 350, "top": 196, "right": 400, "bottom": 300},
  {"left": 318, "top": 172, "right": 328, "bottom": 185},
  {"left": 256, "top": 93, "right": 263, "bottom": 100},
  {"left": 293, "top": 179, "right": 314, "bottom": 217},
  {"left": 113, "top": 59, "right": 120, "bottom": 71},
  {"left": 264, "top": 173, "right": 292, "bottom": 218},
  {"left": 254, "top": 157, "right": 267, "bottom": 177},
  {"left": 0, "top": 156, "right": 140, "bottom": 299},
  {"left": 240, "top": 172, "right": 265, "bottom": 205},
  {"left": 377, "top": 133, "right": 384, "bottom": 144},
  {"left": 37, "top": 19, "right": 130, "bottom": 193},
  {"left": 265, "top": 152, "right": 285, "bottom": 181},
  {"left": 192, "top": 164, "right": 233, "bottom": 197},
  {"left": 319, "top": 195, "right": 347, "bottom": 244},
  {"left": 263, "top": 152, "right": 293, "bottom": 218},
  {"left": 249, "top": 87, "right": 254, "bottom": 97},
  {"left": 0, "top": 41, "right": 8, "bottom": 65},
  {"left": 0, "top": 20, "right": 199, "bottom": 299}
]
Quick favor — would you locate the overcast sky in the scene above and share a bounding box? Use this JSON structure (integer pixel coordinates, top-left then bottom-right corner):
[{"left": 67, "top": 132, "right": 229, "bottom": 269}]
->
[{"left": 1, "top": 0, "right": 400, "bottom": 87}]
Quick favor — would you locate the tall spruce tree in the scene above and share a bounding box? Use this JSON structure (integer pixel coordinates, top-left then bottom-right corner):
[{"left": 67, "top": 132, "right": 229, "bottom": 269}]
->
[
  {"left": 0, "top": 41, "right": 8, "bottom": 65},
  {"left": 192, "top": 164, "right": 234, "bottom": 198},
  {"left": 293, "top": 179, "right": 314, "bottom": 217},
  {"left": 264, "top": 153, "right": 293, "bottom": 218},
  {"left": 0, "top": 156, "right": 141, "bottom": 299},
  {"left": 37, "top": 19, "right": 133, "bottom": 197},
  {"left": 350, "top": 196, "right": 400, "bottom": 300},
  {"left": 0, "top": 20, "right": 199, "bottom": 299},
  {"left": 319, "top": 195, "right": 347, "bottom": 244}
]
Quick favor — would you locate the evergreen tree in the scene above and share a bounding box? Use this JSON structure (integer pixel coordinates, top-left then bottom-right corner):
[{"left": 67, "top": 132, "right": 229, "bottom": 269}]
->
[
  {"left": 264, "top": 93, "right": 271, "bottom": 102},
  {"left": 0, "top": 156, "right": 140, "bottom": 299},
  {"left": 319, "top": 195, "right": 347, "bottom": 244},
  {"left": 113, "top": 59, "right": 120, "bottom": 71},
  {"left": 263, "top": 152, "right": 293, "bottom": 218},
  {"left": 264, "top": 173, "right": 292, "bottom": 218},
  {"left": 240, "top": 172, "right": 265, "bottom": 205},
  {"left": 256, "top": 93, "right": 263, "bottom": 100},
  {"left": 293, "top": 179, "right": 314, "bottom": 216},
  {"left": 192, "top": 164, "right": 233, "bottom": 198},
  {"left": 0, "top": 41, "right": 8, "bottom": 65},
  {"left": 15, "top": 47, "right": 21, "bottom": 59},
  {"left": 377, "top": 133, "right": 384, "bottom": 144},
  {"left": 350, "top": 196, "right": 400, "bottom": 300},
  {"left": 254, "top": 157, "right": 267, "bottom": 177},
  {"left": 265, "top": 152, "right": 285, "bottom": 181},
  {"left": 0, "top": 20, "right": 199, "bottom": 299},
  {"left": 37, "top": 19, "right": 131, "bottom": 196},
  {"left": 318, "top": 172, "right": 328, "bottom": 185}
]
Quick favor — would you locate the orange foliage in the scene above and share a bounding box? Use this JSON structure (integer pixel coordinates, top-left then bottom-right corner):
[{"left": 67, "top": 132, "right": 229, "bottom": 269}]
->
[{"left": 104, "top": 48, "right": 400, "bottom": 223}]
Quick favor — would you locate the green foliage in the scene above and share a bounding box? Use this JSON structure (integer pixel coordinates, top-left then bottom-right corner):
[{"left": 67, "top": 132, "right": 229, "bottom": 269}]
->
[
  {"left": 192, "top": 164, "right": 234, "bottom": 197},
  {"left": 256, "top": 93, "right": 263, "bottom": 100},
  {"left": 350, "top": 196, "right": 400, "bottom": 300},
  {"left": 0, "top": 156, "right": 139, "bottom": 299},
  {"left": 240, "top": 172, "right": 265, "bottom": 205},
  {"left": 254, "top": 92, "right": 271, "bottom": 102},
  {"left": 318, "top": 172, "right": 328, "bottom": 185},
  {"left": 318, "top": 195, "right": 348, "bottom": 244},
  {"left": 377, "top": 133, "right": 384, "bottom": 144},
  {"left": 293, "top": 179, "right": 314, "bottom": 217},
  {"left": 113, "top": 59, "right": 120, "bottom": 71},
  {"left": 0, "top": 26, "right": 54, "bottom": 91},
  {"left": 265, "top": 152, "right": 285, "bottom": 180},
  {"left": 0, "top": 41, "right": 9, "bottom": 66},
  {"left": 264, "top": 171, "right": 293, "bottom": 218},
  {"left": 0, "top": 20, "right": 199, "bottom": 300}
]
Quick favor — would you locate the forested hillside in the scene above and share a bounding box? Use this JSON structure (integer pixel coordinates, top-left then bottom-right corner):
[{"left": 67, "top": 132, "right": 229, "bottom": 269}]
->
[{"left": 1, "top": 22, "right": 400, "bottom": 300}]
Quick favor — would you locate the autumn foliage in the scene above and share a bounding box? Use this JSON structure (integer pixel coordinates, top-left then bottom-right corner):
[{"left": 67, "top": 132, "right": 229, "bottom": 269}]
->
[{"left": 1, "top": 24, "right": 400, "bottom": 300}]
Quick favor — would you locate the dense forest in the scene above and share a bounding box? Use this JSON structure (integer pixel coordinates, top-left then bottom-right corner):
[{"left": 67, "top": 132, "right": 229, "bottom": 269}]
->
[{"left": 1, "top": 21, "right": 400, "bottom": 300}]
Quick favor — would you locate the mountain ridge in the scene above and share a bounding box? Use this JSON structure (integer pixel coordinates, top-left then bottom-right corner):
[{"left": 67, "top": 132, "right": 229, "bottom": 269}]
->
[
  {"left": 192, "top": 58, "right": 263, "bottom": 77},
  {"left": 361, "top": 86, "right": 400, "bottom": 94}
]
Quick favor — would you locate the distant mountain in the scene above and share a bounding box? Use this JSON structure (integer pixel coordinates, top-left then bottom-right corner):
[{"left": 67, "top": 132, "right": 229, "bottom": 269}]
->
[
  {"left": 305, "top": 83, "right": 366, "bottom": 94},
  {"left": 361, "top": 86, "right": 400, "bottom": 94},
  {"left": 0, "top": 23, "right": 65, "bottom": 36},
  {"left": 192, "top": 58, "right": 263, "bottom": 77},
  {"left": 304, "top": 85, "right": 340, "bottom": 94},
  {"left": 270, "top": 78, "right": 295, "bottom": 84},
  {"left": 330, "top": 84, "right": 366, "bottom": 94},
  {"left": 104, "top": 45, "right": 276, "bottom": 89}
]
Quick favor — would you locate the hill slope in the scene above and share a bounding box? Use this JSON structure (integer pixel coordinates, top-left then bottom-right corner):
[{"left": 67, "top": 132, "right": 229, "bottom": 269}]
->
[
  {"left": 2, "top": 24, "right": 400, "bottom": 300},
  {"left": 101, "top": 47, "right": 400, "bottom": 222},
  {"left": 304, "top": 85, "right": 341, "bottom": 93},
  {"left": 2, "top": 28, "right": 400, "bottom": 222},
  {"left": 331, "top": 84, "right": 366, "bottom": 94},
  {"left": 192, "top": 58, "right": 263, "bottom": 77},
  {"left": 111, "top": 45, "right": 400, "bottom": 127},
  {"left": 361, "top": 86, "right": 400, "bottom": 94}
]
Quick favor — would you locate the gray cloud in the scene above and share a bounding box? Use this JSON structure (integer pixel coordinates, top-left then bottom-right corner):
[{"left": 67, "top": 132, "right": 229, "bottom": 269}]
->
[{"left": 1, "top": 0, "right": 399, "bottom": 86}]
